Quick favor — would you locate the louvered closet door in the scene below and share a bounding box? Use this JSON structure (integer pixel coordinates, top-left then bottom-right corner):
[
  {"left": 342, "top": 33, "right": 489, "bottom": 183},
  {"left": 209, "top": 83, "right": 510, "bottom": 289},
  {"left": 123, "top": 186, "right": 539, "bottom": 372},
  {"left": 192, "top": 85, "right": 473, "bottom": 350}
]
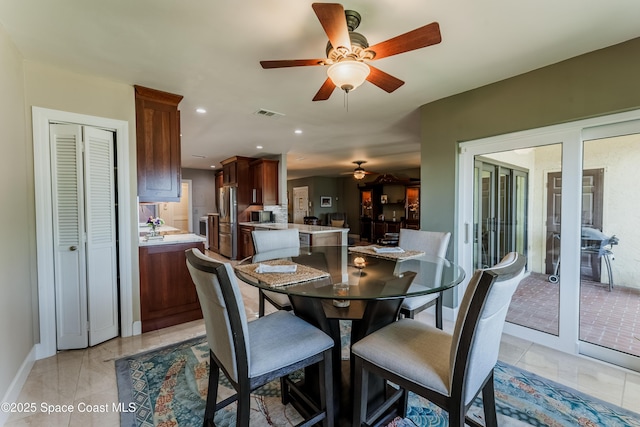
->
[
  {"left": 84, "top": 127, "right": 118, "bottom": 346},
  {"left": 50, "top": 124, "right": 118, "bottom": 349},
  {"left": 51, "top": 124, "right": 88, "bottom": 349}
]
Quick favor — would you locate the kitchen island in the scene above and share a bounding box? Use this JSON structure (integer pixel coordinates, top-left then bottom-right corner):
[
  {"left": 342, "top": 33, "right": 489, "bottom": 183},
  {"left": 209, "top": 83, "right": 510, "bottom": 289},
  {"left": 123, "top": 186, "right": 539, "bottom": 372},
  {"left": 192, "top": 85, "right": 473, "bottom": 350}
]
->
[
  {"left": 237, "top": 222, "right": 349, "bottom": 258},
  {"left": 139, "top": 231, "right": 205, "bottom": 332}
]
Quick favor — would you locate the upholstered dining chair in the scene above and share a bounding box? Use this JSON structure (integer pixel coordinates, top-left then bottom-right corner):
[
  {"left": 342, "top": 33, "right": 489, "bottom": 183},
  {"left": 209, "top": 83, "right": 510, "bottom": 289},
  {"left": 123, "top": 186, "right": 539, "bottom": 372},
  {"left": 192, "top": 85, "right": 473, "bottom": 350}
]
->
[
  {"left": 186, "top": 248, "right": 334, "bottom": 427},
  {"left": 351, "top": 252, "right": 525, "bottom": 427},
  {"left": 327, "top": 212, "right": 348, "bottom": 228},
  {"left": 252, "top": 228, "right": 300, "bottom": 316},
  {"left": 397, "top": 228, "right": 451, "bottom": 328}
]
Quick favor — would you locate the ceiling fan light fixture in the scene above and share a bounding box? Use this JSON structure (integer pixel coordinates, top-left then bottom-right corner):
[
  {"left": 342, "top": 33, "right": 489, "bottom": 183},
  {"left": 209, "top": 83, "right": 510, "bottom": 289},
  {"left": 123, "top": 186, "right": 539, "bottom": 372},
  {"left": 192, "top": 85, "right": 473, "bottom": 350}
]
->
[
  {"left": 327, "top": 60, "right": 370, "bottom": 92},
  {"left": 352, "top": 160, "right": 367, "bottom": 180}
]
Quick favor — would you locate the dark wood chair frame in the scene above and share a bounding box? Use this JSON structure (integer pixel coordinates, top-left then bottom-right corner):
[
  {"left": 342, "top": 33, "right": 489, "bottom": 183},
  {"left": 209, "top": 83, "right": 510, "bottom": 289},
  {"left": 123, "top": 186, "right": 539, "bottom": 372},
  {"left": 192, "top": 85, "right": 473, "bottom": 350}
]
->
[
  {"left": 352, "top": 255, "right": 526, "bottom": 427},
  {"left": 186, "top": 250, "right": 334, "bottom": 427},
  {"left": 258, "top": 287, "right": 292, "bottom": 317},
  {"left": 398, "top": 293, "right": 443, "bottom": 328}
]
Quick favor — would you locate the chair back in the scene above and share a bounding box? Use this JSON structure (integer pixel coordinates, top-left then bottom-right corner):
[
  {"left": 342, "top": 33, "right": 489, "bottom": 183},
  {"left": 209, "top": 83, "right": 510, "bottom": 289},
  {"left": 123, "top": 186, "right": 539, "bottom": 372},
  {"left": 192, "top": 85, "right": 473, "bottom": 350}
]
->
[
  {"left": 252, "top": 228, "right": 301, "bottom": 262},
  {"left": 185, "top": 248, "right": 250, "bottom": 383},
  {"left": 398, "top": 229, "right": 451, "bottom": 258},
  {"left": 328, "top": 212, "right": 347, "bottom": 228},
  {"left": 449, "top": 252, "right": 525, "bottom": 405}
]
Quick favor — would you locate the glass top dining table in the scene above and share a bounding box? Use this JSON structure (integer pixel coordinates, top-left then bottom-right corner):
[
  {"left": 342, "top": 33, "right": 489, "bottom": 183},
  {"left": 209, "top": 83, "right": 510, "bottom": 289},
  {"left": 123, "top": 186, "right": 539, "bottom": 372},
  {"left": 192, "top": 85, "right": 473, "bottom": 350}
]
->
[
  {"left": 234, "top": 245, "right": 465, "bottom": 425},
  {"left": 234, "top": 245, "right": 465, "bottom": 302}
]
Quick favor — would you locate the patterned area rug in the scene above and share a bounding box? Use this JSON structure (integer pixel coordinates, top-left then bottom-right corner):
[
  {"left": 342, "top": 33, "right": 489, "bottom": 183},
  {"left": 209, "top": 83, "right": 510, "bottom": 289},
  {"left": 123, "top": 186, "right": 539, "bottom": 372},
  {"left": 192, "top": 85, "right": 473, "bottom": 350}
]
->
[{"left": 115, "top": 335, "right": 640, "bottom": 427}]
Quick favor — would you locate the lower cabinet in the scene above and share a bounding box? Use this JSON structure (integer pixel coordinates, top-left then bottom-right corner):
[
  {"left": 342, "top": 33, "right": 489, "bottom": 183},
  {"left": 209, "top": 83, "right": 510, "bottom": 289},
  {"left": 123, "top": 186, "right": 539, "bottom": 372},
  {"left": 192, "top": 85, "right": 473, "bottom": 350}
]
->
[
  {"left": 238, "top": 225, "right": 255, "bottom": 259},
  {"left": 208, "top": 214, "right": 219, "bottom": 253},
  {"left": 140, "top": 241, "right": 204, "bottom": 332}
]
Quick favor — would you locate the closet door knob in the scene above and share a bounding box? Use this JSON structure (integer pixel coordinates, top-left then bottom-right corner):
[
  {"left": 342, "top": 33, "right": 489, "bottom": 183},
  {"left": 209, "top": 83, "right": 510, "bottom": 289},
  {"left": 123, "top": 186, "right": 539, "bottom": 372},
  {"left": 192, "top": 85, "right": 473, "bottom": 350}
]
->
[{"left": 70, "top": 246, "right": 78, "bottom": 251}]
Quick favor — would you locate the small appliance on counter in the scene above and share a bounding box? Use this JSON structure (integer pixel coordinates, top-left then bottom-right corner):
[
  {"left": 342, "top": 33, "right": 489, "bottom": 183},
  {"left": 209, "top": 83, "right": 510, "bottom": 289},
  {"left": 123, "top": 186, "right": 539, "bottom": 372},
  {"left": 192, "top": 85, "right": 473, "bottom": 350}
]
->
[{"left": 251, "top": 210, "right": 274, "bottom": 223}]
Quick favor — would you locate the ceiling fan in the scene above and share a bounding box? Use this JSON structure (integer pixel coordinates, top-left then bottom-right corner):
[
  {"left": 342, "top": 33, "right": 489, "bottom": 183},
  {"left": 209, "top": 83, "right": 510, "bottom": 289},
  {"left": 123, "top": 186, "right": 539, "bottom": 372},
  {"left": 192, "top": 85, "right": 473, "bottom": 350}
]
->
[
  {"left": 260, "top": 3, "right": 441, "bottom": 101},
  {"left": 351, "top": 160, "right": 374, "bottom": 179}
]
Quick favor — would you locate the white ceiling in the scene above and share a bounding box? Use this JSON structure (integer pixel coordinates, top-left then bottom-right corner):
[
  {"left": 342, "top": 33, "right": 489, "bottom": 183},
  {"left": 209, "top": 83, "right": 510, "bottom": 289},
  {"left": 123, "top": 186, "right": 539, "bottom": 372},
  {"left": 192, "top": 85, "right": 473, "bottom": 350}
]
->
[{"left": 2, "top": 0, "right": 640, "bottom": 179}]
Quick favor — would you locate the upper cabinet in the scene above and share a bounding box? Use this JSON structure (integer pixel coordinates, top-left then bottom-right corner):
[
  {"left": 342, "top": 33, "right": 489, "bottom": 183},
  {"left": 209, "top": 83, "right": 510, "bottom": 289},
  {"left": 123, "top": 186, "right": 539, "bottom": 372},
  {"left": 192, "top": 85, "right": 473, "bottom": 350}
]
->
[
  {"left": 135, "top": 85, "right": 183, "bottom": 202},
  {"left": 250, "top": 159, "right": 279, "bottom": 205}
]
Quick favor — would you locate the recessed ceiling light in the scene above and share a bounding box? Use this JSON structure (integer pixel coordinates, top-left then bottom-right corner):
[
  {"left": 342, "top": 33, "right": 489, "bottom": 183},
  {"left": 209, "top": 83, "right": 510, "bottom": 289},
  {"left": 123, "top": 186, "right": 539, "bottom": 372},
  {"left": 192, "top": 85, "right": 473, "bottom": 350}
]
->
[
  {"left": 294, "top": 129, "right": 303, "bottom": 134},
  {"left": 256, "top": 145, "right": 263, "bottom": 149},
  {"left": 196, "top": 108, "right": 207, "bottom": 114},
  {"left": 210, "top": 165, "right": 216, "bottom": 168}
]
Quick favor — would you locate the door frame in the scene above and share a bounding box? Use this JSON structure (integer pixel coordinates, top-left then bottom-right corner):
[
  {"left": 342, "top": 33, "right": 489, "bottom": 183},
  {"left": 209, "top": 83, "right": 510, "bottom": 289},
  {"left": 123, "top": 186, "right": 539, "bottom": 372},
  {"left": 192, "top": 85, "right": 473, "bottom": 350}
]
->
[
  {"left": 32, "top": 107, "right": 133, "bottom": 359},
  {"left": 292, "top": 186, "right": 309, "bottom": 224},
  {"left": 458, "top": 108, "right": 640, "bottom": 365}
]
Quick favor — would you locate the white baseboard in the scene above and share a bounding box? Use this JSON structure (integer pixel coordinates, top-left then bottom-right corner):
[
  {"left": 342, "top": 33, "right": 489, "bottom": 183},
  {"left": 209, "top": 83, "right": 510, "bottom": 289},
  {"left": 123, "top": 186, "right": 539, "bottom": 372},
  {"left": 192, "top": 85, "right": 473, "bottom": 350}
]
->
[{"left": 0, "top": 345, "right": 36, "bottom": 426}]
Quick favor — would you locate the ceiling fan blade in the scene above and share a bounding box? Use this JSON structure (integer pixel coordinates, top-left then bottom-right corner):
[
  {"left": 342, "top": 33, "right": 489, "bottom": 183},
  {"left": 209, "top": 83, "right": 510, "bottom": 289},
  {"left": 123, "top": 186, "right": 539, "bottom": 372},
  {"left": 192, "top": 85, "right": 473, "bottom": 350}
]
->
[
  {"left": 312, "top": 77, "right": 336, "bottom": 101},
  {"left": 312, "top": 3, "right": 351, "bottom": 51},
  {"left": 366, "top": 65, "right": 405, "bottom": 93},
  {"left": 260, "top": 59, "right": 326, "bottom": 69},
  {"left": 367, "top": 22, "right": 441, "bottom": 60}
]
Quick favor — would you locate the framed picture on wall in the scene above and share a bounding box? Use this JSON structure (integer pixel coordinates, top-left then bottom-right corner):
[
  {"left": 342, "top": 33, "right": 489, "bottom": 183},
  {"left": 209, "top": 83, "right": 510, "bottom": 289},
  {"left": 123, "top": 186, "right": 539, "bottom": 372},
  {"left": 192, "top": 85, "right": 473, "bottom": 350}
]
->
[{"left": 320, "top": 196, "right": 332, "bottom": 208}]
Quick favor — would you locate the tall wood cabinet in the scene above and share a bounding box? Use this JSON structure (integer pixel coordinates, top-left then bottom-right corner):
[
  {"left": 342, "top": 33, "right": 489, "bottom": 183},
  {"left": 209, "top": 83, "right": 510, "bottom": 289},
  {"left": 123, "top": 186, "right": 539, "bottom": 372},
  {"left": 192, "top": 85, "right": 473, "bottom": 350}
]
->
[
  {"left": 135, "top": 85, "right": 183, "bottom": 202},
  {"left": 250, "top": 159, "right": 279, "bottom": 205}
]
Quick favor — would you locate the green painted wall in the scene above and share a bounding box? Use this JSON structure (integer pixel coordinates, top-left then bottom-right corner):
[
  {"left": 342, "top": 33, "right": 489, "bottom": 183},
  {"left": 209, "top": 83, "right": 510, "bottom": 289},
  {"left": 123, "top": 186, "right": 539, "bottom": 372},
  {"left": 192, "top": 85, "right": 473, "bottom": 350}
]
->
[{"left": 420, "top": 37, "right": 640, "bottom": 245}]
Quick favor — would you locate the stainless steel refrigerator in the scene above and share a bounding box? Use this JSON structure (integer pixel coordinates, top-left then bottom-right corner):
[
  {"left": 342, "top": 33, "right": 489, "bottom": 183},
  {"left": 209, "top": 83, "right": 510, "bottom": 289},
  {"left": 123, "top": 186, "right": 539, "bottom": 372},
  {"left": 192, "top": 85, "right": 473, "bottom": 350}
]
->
[{"left": 219, "top": 186, "right": 237, "bottom": 259}]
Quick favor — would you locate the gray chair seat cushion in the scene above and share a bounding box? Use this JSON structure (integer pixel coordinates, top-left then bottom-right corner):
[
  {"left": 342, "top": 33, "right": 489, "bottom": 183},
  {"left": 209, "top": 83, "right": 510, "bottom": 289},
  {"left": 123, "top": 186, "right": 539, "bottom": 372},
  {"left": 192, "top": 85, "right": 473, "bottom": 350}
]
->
[
  {"left": 401, "top": 283, "right": 439, "bottom": 310},
  {"left": 249, "top": 311, "right": 333, "bottom": 378},
  {"left": 352, "top": 318, "right": 452, "bottom": 396},
  {"left": 262, "top": 289, "right": 291, "bottom": 307}
]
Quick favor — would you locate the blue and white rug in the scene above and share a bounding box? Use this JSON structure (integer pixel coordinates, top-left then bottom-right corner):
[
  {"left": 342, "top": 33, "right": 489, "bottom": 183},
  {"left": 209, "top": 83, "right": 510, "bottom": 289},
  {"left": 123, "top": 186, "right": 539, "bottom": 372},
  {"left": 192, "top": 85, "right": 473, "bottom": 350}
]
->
[{"left": 115, "top": 335, "right": 640, "bottom": 427}]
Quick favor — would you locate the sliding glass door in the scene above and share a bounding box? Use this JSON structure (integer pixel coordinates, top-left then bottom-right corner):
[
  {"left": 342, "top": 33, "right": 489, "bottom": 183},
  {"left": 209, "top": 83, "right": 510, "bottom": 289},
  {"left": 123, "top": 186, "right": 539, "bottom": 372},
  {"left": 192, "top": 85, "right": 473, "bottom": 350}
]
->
[
  {"left": 579, "top": 134, "right": 640, "bottom": 366},
  {"left": 473, "top": 158, "right": 528, "bottom": 270},
  {"left": 458, "top": 110, "right": 640, "bottom": 371}
]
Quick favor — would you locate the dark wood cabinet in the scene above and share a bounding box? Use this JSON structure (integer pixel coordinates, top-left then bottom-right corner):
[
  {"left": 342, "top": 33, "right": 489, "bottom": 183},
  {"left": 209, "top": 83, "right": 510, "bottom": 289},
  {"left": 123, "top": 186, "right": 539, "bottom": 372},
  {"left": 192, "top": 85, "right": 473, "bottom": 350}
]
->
[
  {"left": 238, "top": 225, "right": 255, "bottom": 259},
  {"left": 134, "top": 85, "right": 183, "bottom": 202},
  {"left": 222, "top": 161, "right": 237, "bottom": 185},
  {"left": 139, "top": 241, "right": 204, "bottom": 332},
  {"left": 208, "top": 214, "right": 219, "bottom": 253},
  {"left": 221, "top": 156, "right": 254, "bottom": 223},
  {"left": 370, "top": 220, "right": 402, "bottom": 242},
  {"left": 250, "top": 159, "right": 279, "bottom": 205}
]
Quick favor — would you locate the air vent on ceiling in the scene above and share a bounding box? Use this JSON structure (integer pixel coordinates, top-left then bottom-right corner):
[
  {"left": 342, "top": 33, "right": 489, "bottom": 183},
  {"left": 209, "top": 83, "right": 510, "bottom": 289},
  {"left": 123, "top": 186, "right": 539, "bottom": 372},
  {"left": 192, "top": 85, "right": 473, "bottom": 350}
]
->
[{"left": 254, "top": 109, "right": 284, "bottom": 119}]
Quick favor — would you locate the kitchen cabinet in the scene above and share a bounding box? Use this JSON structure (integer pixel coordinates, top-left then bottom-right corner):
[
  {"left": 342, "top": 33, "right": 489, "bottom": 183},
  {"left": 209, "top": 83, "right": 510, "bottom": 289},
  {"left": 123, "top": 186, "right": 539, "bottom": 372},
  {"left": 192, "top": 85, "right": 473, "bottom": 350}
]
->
[
  {"left": 222, "top": 162, "right": 237, "bottom": 185},
  {"left": 139, "top": 241, "right": 204, "bottom": 332},
  {"left": 208, "top": 214, "right": 219, "bottom": 253},
  {"left": 134, "top": 85, "right": 183, "bottom": 202},
  {"left": 238, "top": 224, "right": 255, "bottom": 259},
  {"left": 220, "top": 156, "right": 254, "bottom": 222},
  {"left": 250, "top": 158, "right": 279, "bottom": 205}
]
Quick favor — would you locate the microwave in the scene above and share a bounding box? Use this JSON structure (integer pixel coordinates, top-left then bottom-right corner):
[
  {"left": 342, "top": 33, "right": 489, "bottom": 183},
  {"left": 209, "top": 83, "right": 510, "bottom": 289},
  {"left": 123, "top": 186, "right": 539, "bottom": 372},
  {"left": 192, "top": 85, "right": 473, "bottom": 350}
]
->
[{"left": 251, "top": 210, "right": 274, "bottom": 223}]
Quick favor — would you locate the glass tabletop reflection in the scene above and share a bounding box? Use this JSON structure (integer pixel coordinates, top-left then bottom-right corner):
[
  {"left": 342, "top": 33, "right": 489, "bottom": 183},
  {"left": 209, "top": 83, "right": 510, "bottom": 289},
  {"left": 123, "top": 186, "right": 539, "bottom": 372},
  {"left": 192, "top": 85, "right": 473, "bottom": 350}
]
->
[{"left": 234, "top": 245, "right": 465, "bottom": 301}]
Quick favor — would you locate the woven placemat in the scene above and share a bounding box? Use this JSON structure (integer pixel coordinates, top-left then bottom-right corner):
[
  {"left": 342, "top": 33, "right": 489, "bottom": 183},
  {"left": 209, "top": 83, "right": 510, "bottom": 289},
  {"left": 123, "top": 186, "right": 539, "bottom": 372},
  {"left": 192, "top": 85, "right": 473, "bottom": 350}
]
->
[
  {"left": 234, "top": 259, "right": 330, "bottom": 287},
  {"left": 348, "top": 245, "right": 425, "bottom": 260}
]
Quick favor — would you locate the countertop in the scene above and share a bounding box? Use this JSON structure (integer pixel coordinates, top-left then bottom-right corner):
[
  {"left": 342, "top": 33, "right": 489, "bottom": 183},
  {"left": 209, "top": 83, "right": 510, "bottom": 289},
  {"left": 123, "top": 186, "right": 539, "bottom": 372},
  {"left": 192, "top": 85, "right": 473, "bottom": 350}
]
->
[
  {"left": 139, "top": 224, "right": 205, "bottom": 246},
  {"left": 238, "top": 222, "right": 349, "bottom": 234},
  {"left": 139, "top": 233, "right": 206, "bottom": 247}
]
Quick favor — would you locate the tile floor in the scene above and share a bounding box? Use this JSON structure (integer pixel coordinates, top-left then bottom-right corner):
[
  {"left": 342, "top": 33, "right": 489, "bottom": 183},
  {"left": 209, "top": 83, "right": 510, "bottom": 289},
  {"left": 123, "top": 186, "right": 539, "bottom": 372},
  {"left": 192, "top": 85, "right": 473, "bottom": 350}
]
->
[{"left": 5, "top": 253, "right": 640, "bottom": 426}]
